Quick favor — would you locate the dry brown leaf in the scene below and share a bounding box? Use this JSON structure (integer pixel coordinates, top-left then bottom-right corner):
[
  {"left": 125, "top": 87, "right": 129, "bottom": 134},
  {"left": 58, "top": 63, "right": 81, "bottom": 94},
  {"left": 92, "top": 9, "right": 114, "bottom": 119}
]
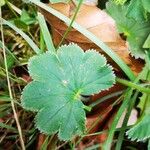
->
[{"left": 40, "top": 2, "right": 144, "bottom": 75}]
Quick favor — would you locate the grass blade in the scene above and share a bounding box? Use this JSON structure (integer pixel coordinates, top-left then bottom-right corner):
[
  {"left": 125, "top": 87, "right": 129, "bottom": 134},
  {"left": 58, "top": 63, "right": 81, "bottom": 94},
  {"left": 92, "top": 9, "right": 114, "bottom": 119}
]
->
[
  {"left": 0, "top": 40, "right": 19, "bottom": 64},
  {"left": 0, "top": 122, "right": 17, "bottom": 131},
  {"left": 103, "top": 89, "right": 134, "bottom": 150},
  {"left": 37, "top": 13, "right": 55, "bottom": 53},
  {"left": 0, "top": 8, "right": 25, "bottom": 150},
  {"left": 115, "top": 91, "right": 139, "bottom": 150},
  {"left": 3, "top": 19, "right": 41, "bottom": 54},
  {"left": 103, "top": 67, "right": 146, "bottom": 150}
]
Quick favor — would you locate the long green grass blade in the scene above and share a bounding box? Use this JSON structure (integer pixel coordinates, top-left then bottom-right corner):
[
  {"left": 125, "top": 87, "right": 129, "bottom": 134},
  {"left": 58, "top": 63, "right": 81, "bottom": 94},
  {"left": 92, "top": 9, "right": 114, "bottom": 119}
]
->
[
  {"left": 3, "top": 19, "right": 41, "bottom": 54},
  {"left": 103, "top": 89, "right": 133, "bottom": 150},
  {"left": 8, "top": 2, "right": 22, "bottom": 15},
  {"left": 115, "top": 91, "right": 138, "bottom": 150},
  {"left": 40, "top": 30, "right": 46, "bottom": 51},
  {"left": 0, "top": 40, "right": 19, "bottom": 64},
  {"left": 0, "top": 122, "right": 17, "bottom": 131},
  {"left": 37, "top": 13, "right": 55, "bottom": 53},
  {"left": 148, "top": 139, "right": 150, "bottom": 150}
]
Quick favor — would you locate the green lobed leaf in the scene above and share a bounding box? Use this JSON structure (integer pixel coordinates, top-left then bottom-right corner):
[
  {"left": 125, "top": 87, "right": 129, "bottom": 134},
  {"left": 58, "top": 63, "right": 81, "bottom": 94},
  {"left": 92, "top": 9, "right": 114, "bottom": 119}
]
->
[
  {"left": 20, "top": 9, "right": 37, "bottom": 25},
  {"left": 126, "top": 113, "right": 150, "bottom": 141},
  {"left": 142, "top": 0, "right": 150, "bottom": 13},
  {"left": 126, "top": 0, "right": 145, "bottom": 21},
  {"left": 127, "top": 54, "right": 150, "bottom": 142},
  {"left": 22, "top": 44, "right": 115, "bottom": 140},
  {"left": 106, "top": 1, "right": 150, "bottom": 59},
  {"left": 127, "top": 22, "right": 150, "bottom": 59}
]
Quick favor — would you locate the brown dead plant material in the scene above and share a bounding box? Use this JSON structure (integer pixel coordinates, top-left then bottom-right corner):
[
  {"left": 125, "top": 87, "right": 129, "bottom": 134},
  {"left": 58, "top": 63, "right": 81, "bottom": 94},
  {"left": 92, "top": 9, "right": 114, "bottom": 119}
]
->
[{"left": 40, "top": 2, "right": 144, "bottom": 75}]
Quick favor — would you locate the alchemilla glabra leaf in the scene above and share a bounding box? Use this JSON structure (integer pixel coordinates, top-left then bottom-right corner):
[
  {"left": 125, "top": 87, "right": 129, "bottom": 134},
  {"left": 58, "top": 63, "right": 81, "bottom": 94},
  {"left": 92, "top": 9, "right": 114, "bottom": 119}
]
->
[
  {"left": 127, "top": 92, "right": 150, "bottom": 142},
  {"left": 126, "top": 114, "right": 150, "bottom": 141},
  {"left": 106, "top": 1, "right": 150, "bottom": 59},
  {"left": 22, "top": 44, "right": 115, "bottom": 140}
]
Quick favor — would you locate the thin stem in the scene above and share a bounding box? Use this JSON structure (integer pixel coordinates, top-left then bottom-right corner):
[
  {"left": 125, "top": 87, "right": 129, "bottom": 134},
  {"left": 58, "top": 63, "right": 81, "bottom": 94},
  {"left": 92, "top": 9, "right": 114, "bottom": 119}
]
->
[
  {"left": 103, "top": 89, "right": 133, "bottom": 150},
  {"left": 89, "top": 90, "right": 124, "bottom": 108},
  {"left": 74, "top": 94, "right": 123, "bottom": 147},
  {"left": 5, "top": 0, "right": 18, "bottom": 17},
  {"left": 0, "top": 8, "right": 25, "bottom": 150},
  {"left": 8, "top": 2, "right": 22, "bottom": 15},
  {"left": 57, "top": 0, "right": 84, "bottom": 48},
  {"left": 103, "top": 64, "right": 149, "bottom": 149},
  {"left": 115, "top": 91, "right": 139, "bottom": 150},
  {"left": 83, "top": 125, "right": 132, "bottom": 137},
  {"left": 116, "top": 77, "right": 150, "bottom": 94}
]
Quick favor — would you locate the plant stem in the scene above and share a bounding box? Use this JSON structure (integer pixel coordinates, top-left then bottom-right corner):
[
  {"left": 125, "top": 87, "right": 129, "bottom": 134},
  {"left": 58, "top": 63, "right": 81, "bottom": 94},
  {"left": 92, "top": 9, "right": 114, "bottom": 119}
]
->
[
  {"left": 57, "top": 0, "right": 84, "bottom": 48},
  {"left": 74, "top": 94, "right": 123, "bottom": 148},
  {"left": 103, "top": 89, "right": 133, "bottom": 150},
  {"left": 0, "top": 8, "right": 25, "bottom": 150},
  {"left": 89, "top": 90, "right": 124, "bottom": 108},
  {"left": 5, "top": 0, "right": 18, "bottom": 17},
  {"left": 8, "top": 2, "right": 21, "bottom": 15},
  {"left": 115, "top": 91, "right": 139, "bottom": 150},
  {"left": 116, "top": 77, "right": 150, "bottom": 94}
]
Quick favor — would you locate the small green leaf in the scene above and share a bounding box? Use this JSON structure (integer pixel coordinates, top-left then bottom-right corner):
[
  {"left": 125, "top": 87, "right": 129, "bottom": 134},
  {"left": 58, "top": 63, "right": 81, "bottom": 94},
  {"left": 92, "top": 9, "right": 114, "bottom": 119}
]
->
[
  {"left": 22, "top": 44, "right": 115, "bottom": 140},
  {"left": 20, "top": 9, "right": 37, "bottom": 25},
  {"left": 127, "top": 91, "right": 150, "bottom": 141},
  {"left": 106, "top": 1, "right": 150, "bottom": 59},
  {"left": 6, "top": 54, "right": 15, "bottom": 69},
  {"left": 13, "top": 19, "right": 28, "bottom": 31},
  {"left": 126, "top": 0, "right": 145, "bottom": 21}
]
